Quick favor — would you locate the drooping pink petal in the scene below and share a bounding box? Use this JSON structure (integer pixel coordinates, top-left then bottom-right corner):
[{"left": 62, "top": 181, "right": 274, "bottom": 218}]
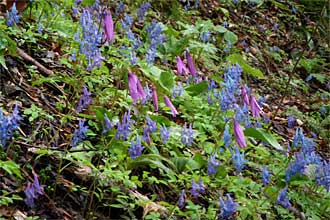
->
[
  {"left": 176, "top": 56, "right": 189, "bottom": 75},
  {"left": 233, "top": 119, "right": 247, "bottom": 148},
  {"left": 241, "top": 85, "right": 249, "bottom": 106},
  {"left": 164, "top": 95, "right": 178, "bottom": 117},
  {"left": 128, "top": 72, "right": 139, "bottom": 103},
  {"left": 250, "top": 95, "right": 262, "bottom": 118},
  {"left": 152, "top": 85, "right": 158, "bottom": 111},
  {"left": 186, "top": 51, "right": 197, "bottom": 76},
  {"left": 104, "top": 9, "right": 115, "bottom": 42},
  {"left": 136, "top": 78, "right": 146, "bottom": 99}
]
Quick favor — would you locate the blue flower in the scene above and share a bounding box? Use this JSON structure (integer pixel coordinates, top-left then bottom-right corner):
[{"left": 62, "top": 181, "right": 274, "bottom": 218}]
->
[
  {"left": 191, "top": 178, "right": 206, "bottom": 198},
  {"left": 129, "top": 135, "right": 144, "bottom": 159},
  {"left": 316, "top": 160, "right": 330, "bottom": 192},
  {"left": 207, "top": 155, "right": 221, "bottom": 176},
  {"left": 115, "top": 2, "right": 125, "bottom": 15},
  {"left": 0, "top": 104, "right": 22, "bottom": 148},
  {"left": 181, "top": 123, "right": 194, "bottom": 146},
  {"left": 218, "top": 194, "right": 238, "bottom": 220},
  {"left": 116, "top": 111, "right": 135, "bottom": 141},
  {"left": 223, "top": 124, "right": 231, "bottom": 147},
  {"left": 160, "top": 125, "right": 171, "bottom": 144},
  {"left": 24, "top": 174, "right": 45, "bottom": 207},
  {"left": 287, "top": 115, "right": 295, "bottom": 128},
  {"left": 77, "top": 85, "right": 92, "bottom": 113},
  {"left": 6, "top": 3, "right": 20, "bottom": 26},
  {"left": 178, "top": 189, "right": 186, "bottom": 209},
  {"left": 285, "top": 153, "right": 308, "bottom": 182},
  {"left": 172, "top": 82, "right": 184, "bottom": 98},
  {"left": 102, "top": 114, "right": 113, "bottom": 134},
  {"left": 145, "top": 21, "right": 166, "bottom": 64},
  {"left": 146, "top": 115, "right": 157, "bottom": 133},
  {"left": 199, "top": 31, "right": 211, "bottom": 43},
  {"left": 71, "top": 119, "right": 88, "bottom": 147},
  {"left": 231, "top": 146, "right": 247, "bottom": 173},
  {"left": 276, "top": 187, "right": 291, "bottom": 209},
  {"left": 137, "top": 2, "right": 151, "bottom": 22},
  {"left": 261, "top": 167, "right": 271, "bottom": 186}
]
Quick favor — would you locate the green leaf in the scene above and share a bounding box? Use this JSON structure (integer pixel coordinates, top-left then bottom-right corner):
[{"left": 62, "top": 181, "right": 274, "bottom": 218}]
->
[
  {"left": 224, "top": 31, "right": 238, "bottom": 44},
  {"left": 214, "top": 25, "right": 227, "bottom": 33},
  {"left": 139, "top": 63, "right": 163, "bottom": 81},
  {"left": 244, "top": 128, "right": 283, "bottom": 151},
  {"left": 160, "top": 71, "right": 174, "bottom": 91},
  {"left": 172, "top": 157, "right": 189, "bottom": 172},
  {"left": 0, "top": 160, "right": 22, "bottom": 179},
  {"left": 0, "top": 54, "right": 7, "bottom": 70},
  {"left": 82, "top": 0, "right": 95, "bottom": 6},
  {"left": 185, "top": 81, "right": 208, "bottom": 96},
  {"left": 227, "top": 54, "right": 265, "bottom": 79}
]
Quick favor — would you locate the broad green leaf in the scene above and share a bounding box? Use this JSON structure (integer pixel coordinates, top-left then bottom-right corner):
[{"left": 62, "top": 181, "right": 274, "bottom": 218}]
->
[
  {"left": 160, "top": 71, "right": 174, "bottom": 91},
  {"left": 0, "top": 55, "right": 7, "bottom": 70},
  {"left": 185, "top": 81, "right": 208, "bottom": 96},
  {"left": 224, "top": 31, "right": 238, "bottom": 44},
  {"left": 172, "top": 157, "right": 189, "bottom": 172},
  {"left": 139, "top": 63, "right": 163, "bottom": 81},
  {"left": 214, "top": 25, "right": 227, "bottom": 33},
  {"left": 244, "top": 128, "right": 283, "bottom": 151},
  {"left": 227, "top": 54, "right": 265, "bottom": 79},
  {"left": 82, "top": 0, "right": 95, "bottom": 6}
]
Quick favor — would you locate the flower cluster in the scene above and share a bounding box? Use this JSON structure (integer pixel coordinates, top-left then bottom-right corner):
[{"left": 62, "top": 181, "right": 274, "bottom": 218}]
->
[
  {"left": 102, "top": 114, "right": 113, "bottom": 134},
  {"left": 128, "top": 72, "right": 145, "bottom": 104},
  {"left": 160, "top": 124, "right": 171, "bottom": 144},
  {"left": 223, "top": 124, "right": 231, "bottom": 147},
  {"left": 129, "top": 135, "right": 144, "bottom": 159},
  {"left": 181, "top": 123, "right": 194, "bottom": 146},
  {"left": 6, "top": 3, "right": 20, "bottom": 26},
  {"left": 76, "top": 85, "right": 92, "bottom": 113},
  {"left": 145, "top": 21, "right": 166, "bottom": 64},
  {"left": 231, "top": 146, "right": 247, "bottom": 173},
  {"left": 24, "top": 174, "right": 45, "bottom": 207},
  {"left": 178, "top": 189, "right": 186, "bottom": 209},
  {"left": 172, "top": 82, "right": 184, "bottom": 98},
  {"left": 276, "top": 187, "right": 291, "bottom": 209},
  {"left": 233, "top": 119, "right": 246, "bottom": 148},
  {"left": 0, "top": 104, "right": 21, "bottom": 148},
  {"left": 103, "top": 9, "right": 114, "bottom": 42},
  {"left": 316, "top": 160, "right": 330, "bottom": 192},
  {"left": 77, "top": 6, "right": 104, "bottom": 70},
  {"left": 71, "top": 119, "right": 88, "bottom": 147},
  {"left": 287, "top": 115, "right": 296, "bottom": 128},
  {"left": 116, "top": 111, "right": 135, "bottom": 140},
  {"left": 218, "top": 194, "right": 238, "bottom": 220},
  {"left": 261, "top": 166, "right": 271, "bottom": 186},
  {"left": 137, "top": 2, "right": 151, "bottom": 22},
  {"left": 207, "top": 154, "right": 221, "bottom": 176},
  {"left": 191, "top": 178, "right": 206, "bottom": 198}
]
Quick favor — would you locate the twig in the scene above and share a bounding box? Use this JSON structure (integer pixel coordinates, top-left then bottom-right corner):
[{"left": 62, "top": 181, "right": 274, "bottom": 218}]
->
[{"left": 16, "top": 47, "right": 53, "bottom": 76}]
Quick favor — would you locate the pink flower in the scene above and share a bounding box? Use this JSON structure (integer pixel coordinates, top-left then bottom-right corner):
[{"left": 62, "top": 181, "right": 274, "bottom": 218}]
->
[
  {"left": 241, "top": 85, "right": 249, "bottom": 106},
  {"left": 176, "top": 56, "right": 189, "bottom": 75},
  {"left": 128, "top": 72, "right": 145, "bottom": 103},
  {"left": 104, "top": 9, "right": 114, "bottom": 42},
  {"left": 233, "top": 119, "right": 246, "bottom": 148},
  {"left": 250, "top": 95, "right": 262, "bottom": 118},
  {"left": 186, "top": 51, "right": 197, "bottom": 76},
  {"left": 164, "top": 95, "right": 178, "bottom": 117},
  {"left": 152, "top": 86, "right": 158, "bottom": 111}
]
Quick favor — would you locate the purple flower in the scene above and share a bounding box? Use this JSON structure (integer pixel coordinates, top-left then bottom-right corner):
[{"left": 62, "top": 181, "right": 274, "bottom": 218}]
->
[
  {"left": 152, "top": 86, "right": 159, "bottom": 111},
  {"left": 231, "top": 146, "right": 247, "bottom": 173},
  {"left": 24, "top": 173, "right": 45, "bottom": 207},
  {"left": 176, "top": 56, "right": 189, "bottom": 75},
  {"left": 218, "top": 194, "right": 238, "bottom": 220},
  {"left": 250, "top": 95, "right": 262, "bottom": 118},
  {"left": 137, "top": 2, "right": 151, "bottom": 22},
  {"left": 241, "top": 85, "right": 249, "bottom": 106},
  {"left": 207, "top": 154, "right": 221, "bottom": 176},
  {"left": 0, "top": 104, "right": 22, "bottom": 147},
  {"left": 129, "top": 135, "right": 144, "bottom": 159},
  {"left": 186, "top": 51, "right": 197, "bottom": 76},
  {"left": 261, "top": 166, "right": 271, "bottom": 186},
  {"left": 143, "top": 127, "right": 151, "bottom": 145},
  {"left": 287, "top": 115, "right": 295, "bottom": 128},
  {"left": 316, "top": 160, "right": 330, "bottom": 192},
  {"left": 103, "top": 9, "right": 114, "bottom": 42},
  {"left": 102, "top": 114, "right": 113, "bottom": 134},
  {"left": 223, "top": 124, "right": 231, "bottom": 147},
  {"left": 178, "top": 189, "right": 186, "bottom": 209},
  {"left": 164, "top": 95, "right": 178, "bottom": 117},
  {"left": 233, "top": 120, "right": 246, "bottom": 148},
  {"left": 116, "top": 110, "right": 135, "bottom": 140},
  {"left": 146, "top": 116, "right": 157, "bottom": 133},
  {"left": 160, "top": 124, "right": 171, "bottom": 144},
  {"left": 77, "top": 85, "right": 92, "bottom": 113},
  {"left": 276, "top": 187, "right": 291, "bottom": 209},
  {"left": 128, "top": 72, "right": 145, "bottom": 104},
  {"left": 191, "top": 178, "right": 206, "bottom": 198},
  {"left": 71, "top": 119, "right": 88, "bottom": 147},
  {"left": 181, "top": 123, "right": 194, "bottom": 146}
]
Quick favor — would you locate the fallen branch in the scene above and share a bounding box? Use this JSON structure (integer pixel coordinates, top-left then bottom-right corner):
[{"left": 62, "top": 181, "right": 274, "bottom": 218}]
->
[{"left": 16, "top": 47, "right": 53, "bottom": 76}]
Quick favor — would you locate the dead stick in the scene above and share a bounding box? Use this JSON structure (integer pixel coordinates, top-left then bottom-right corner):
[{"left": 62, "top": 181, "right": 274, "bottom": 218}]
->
[{"left": 16, "top": 47, "right": 53, "bottom": 75}]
